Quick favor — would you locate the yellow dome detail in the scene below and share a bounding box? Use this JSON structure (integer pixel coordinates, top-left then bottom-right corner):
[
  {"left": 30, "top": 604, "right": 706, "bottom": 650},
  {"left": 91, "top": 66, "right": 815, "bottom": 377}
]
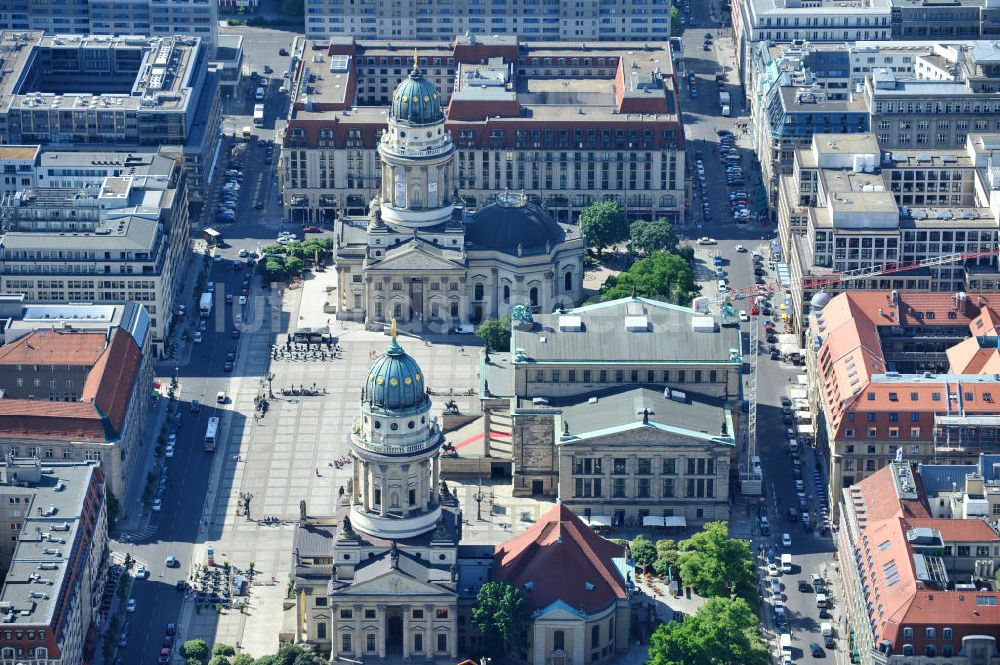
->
[
  {"left": 415, "top": 373, "right": 422, "bottom": 382},
  {"left": 377, "top": 377, "right": 385, "bottom": 385},
  {"left": 404, "top": 377, "right": 412, "bottom": 385},
  {"left": 389, "top": 378, "right": 398, "bottom": 386},
  {"left": 423, "top": 95, "right": 430, "bottom": 102}
]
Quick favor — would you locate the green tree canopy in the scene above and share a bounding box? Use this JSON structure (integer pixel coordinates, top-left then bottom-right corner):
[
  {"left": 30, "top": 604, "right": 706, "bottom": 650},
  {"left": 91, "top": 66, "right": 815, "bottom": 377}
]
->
[
  {"left": 207, "top": 657, "right": 230, "bottom": 665},
  {"left": 580, "top": 200, "right": 629, "bottom": 257},
  {"left": 212, "top": 644, "right": 236, "bottom": 657},
  {"left": 601, "top": 251, "right": 700, "bottom": 305},
  {"left": 630, "top": 219, "right": 678, "bottom": 256},
  {"left": 284, "top": 256, "right": 305, "bottom": 275},
  {"left": 671, "top": 6, "right": 685, "bottom": 36},
  {"left": 677, "top": 522, "right": 757, "bottom": 604},
  {"left": 630, "top": 534, "right": 658, "bottom": 570},
  {"left": 231, "top": 655, "right": 254, "bottom": 665},
  {"left": 181, "top": 639, "right": 209, "bottom": 662},
  {"left": 646, "top": 597, "right": 768, "bottom": 665},
  {"left": 475, "top": 316, "right": 512, "bottom": 351},
  {"left": 653, "top": 539, "right": 680, "bottom": 577},
  {"left": 472, "top": 581, "right": 532, "bottom": 660}
]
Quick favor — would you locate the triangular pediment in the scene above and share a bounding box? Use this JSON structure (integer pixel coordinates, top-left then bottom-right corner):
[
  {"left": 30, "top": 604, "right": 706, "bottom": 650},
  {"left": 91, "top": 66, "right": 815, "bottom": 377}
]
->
[
  {"left": 369, "top": 241, "right": 465, "bottom": 272},
  {"left": 337, "top": 567, "right": 454, "bottom": 598}
]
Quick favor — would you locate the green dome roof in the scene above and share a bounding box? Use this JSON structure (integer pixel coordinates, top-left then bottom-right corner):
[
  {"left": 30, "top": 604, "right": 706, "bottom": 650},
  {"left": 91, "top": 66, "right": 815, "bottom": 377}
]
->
[
  {"left": 391, "top": 68, "right": 443, "bottom": 126},
  {"left": 361, "top": 335, "right": 427, "bottom": 412}
]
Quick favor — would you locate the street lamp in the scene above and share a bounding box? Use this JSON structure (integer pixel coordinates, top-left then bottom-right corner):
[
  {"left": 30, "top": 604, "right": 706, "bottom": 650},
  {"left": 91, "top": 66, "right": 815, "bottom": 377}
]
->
[
  {"left": 265, "top": 372, "right": 275, "bottom": 399},
  {"left": 472, "top": 478, "right": 486, "bottom": 521}
]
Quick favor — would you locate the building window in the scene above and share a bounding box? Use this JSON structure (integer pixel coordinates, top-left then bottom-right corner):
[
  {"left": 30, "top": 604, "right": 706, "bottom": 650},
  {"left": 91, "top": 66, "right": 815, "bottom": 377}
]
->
[
  {"left": 903, "top": 627, "right": 913, "bottom": 640},
  {"left": 662, "top": 458, "right": 676, "bottom": 474},
  {"left": 414, "top": 633, "right": 423, "bottom": 652},
  {"left": 315, "top": 597, "right": 328, "bottom": 607},
  {"left": 613, "top": 458, "right": 627, "bottom": 474},
  {"left": 317, "top": 622, "right": 327, "bottom": 640},
  {"left": 662, "top": 478, "right": 674, "bottom": 497},
  {"left": 435, "top": 608, "right": 448, "bottom": 619},
  {"left": 413, "top": 609, "right": 424, "bottom": 619},
  {"left": 342, "top": 633, "right": 353, "bottom": 653},
  {"left": 366, "top": 633, "right": 376, "bottom": 653},
  {"left": 637, "top": 458, "right": 651, "bottom": 474},
  {"left": 554, "top": 630, "right": 565, "bottom": 651},
  {"left": 592, "top": 624, "right": 600, "bottom": 648},
  {"left": 637, "top": 478, "right": 651, "bottom": 498},
  {"left": 613, "top": 478, "right": 626, "bottom": 498},
  {"left": 365, "top": 609, "right": 376, "bottom": 619},
  {"left": 437, "top": 634, "right": 448, "bottom": 652},
  {"left": 340, "top": 609, "right": 353, "bottom": 619}
]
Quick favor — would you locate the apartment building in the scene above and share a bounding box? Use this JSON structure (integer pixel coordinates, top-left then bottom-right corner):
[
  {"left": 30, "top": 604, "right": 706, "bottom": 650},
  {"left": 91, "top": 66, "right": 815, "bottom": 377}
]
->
[
  {"left": 776, "top": 133, "right": 1000, "bottom": 334},
  {"left": 0, "top": 0, "right": 218, "bottom": 51},
  {"left": 303, "top": 0, "right": 675, "bottom": 42},
  {"left": 0, "top": 31, "right": 220, "bottom": 202},
  {"left": 731, "top": 0, "right": 892, "bottom": 80},
  {"left": 838, "top": 462, "right": 1000, "bottom": 665},
  {"left": 0, "top": 302, "right": 151, "bottom": 498},
  {"left": 479, "top": 297, "right": 742, "bottom": 527},
  {"left": 918, "top": 453, "right": 1000, "bottom": 521},
  {"left": 0, "top": 459, "right": 109, "bottom": 665},
  {"left": 0, "top": 156, "right": 190, "bottom": 354},
  {"left": 807, "top": 291, "right": 1000, "bottom": 508}
]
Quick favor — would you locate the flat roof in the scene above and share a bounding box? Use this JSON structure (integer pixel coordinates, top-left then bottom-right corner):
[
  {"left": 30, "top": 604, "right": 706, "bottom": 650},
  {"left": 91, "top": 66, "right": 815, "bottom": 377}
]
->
[
  {"left": 513, "top": 297, "right": 741, "bottom": 365},
  {"left": 0, "top": 145, "right": 39, "bottom": 161},
  {"left": 0, "top": 461, "right": 101, "bottom": 627}
]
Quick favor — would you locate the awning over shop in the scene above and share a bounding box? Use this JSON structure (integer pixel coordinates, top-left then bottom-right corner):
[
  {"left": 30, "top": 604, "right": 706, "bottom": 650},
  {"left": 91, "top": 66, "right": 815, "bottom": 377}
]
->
[
  {"left": 795, "top": 410, "right": 812, "bottom": 422},
  {"left": 797, "top": 423, "right": 815, "bottom": 435},
  {"left": 642, "top": 516, "right": 688, "bottom": 527},
  {"left": 583, "top": 515, "right": 612, "bottom": 528},
  {"left": 787, "top": 387, "right": 808, "bottom": 400}
]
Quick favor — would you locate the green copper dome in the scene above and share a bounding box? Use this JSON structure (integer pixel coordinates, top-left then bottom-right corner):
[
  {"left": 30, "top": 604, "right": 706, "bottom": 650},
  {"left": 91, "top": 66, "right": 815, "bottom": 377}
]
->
[
  {"left": 361, "top": 334, "right": 427, "bottom": 412},
  {"left": 390, "top": 67, "right": 444, "bottom": 127}
]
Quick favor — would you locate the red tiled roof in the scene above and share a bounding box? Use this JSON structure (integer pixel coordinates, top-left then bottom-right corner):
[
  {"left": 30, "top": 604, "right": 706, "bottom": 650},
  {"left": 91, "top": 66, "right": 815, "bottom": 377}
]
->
[
  {"left": 813, "top": 292, "right": 1000, "bottom": 440},
  {"left": 0, "top": 328, "right": 141, "bottom": 441},
  {"left": 904, "top": 518, "right": 1000, "bottom": 543},
  {"left": 81, "top": 329, "right": 142, "bottom": 434},
  {"left": 494, "top": 503, "right": 626, "bottom": 614},
  {"left": 848, "top": 465, "right": 1000, "bottom": 655},
  {"left": 0, "top": 329, "right": 107, "bottom": 366}
]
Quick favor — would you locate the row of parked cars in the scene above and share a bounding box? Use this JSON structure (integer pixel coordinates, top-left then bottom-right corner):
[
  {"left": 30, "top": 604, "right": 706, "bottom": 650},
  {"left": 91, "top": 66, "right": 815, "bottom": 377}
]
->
[{"left": 217, "top": 165, "right": 244, "bottom": 223}]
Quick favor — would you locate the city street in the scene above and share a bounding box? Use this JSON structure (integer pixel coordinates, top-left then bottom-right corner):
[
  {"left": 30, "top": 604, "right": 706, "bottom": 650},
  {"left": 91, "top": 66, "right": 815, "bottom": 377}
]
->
[
  {"left": 679, "top": 2, "right": 845, "bottom": 664},
  {"left": 104, "top": 14, "right": 849, "bottom": 664}
]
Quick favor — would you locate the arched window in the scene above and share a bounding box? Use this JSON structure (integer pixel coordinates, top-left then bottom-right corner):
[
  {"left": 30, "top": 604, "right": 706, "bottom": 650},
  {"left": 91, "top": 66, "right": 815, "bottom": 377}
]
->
[
  {"left": 530, "top": 287, "right": 539, "bottom": 307},
  {"left": 503, "top": 284, "right": 510, "bottom": 303},
  {"left": 553, "top": 630, "right": 565, "bottom": 651},
  {"left": 565, "top": 270, "right": 573, "bottom": 292},
  {"left": 591, "top": 624, "right": 600, "bottom": 648},
  {"left": 474, "top": 283, "right": 484, "bottom": 300},
  {"left": 410, "top": 183, "right": 423, "bottom": 209}
]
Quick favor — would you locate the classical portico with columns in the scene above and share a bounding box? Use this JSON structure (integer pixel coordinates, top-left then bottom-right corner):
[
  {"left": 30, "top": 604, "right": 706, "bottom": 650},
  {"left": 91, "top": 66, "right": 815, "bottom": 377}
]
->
[
  {"left": 332, "top": 59, "right": 585, "bottom": 330},
  {"left": 290, "top": 326, "right": 462, "bottom": 661}
]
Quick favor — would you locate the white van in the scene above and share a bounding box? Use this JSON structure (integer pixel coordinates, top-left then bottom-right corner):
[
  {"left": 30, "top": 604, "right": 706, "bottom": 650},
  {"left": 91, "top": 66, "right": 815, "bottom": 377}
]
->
[
  {"left": 821, "top": 622, "right": 833, "bottom": 638},
  {"left": 780, "top": 633, "right": 792, "bottom": 662},
  {"left": 216, "top": 391, "right": 227, "bottom": 404},
  {"left": 255, "top": 86, "right": 265, "bottom": 100},
  {"left": 816, "top": 593, "right": 828, "bottom": 608},
  {"left": 788, "top": 439, "right": 798, "bottom": 453},
  {"left": 781, "top": 553, "right": 792, "bottom": 573}
]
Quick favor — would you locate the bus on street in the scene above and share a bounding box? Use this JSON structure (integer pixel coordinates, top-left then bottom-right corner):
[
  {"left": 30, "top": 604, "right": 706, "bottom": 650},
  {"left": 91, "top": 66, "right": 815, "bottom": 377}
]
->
[{"left": 204, "top": 416, "right": 219, "bottom": 451}]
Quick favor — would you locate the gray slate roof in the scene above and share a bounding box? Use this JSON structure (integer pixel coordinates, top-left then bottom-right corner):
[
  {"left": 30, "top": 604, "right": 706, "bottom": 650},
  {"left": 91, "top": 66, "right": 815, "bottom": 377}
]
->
[
  {"left": 540, "top": 385, "right": 734, "bottom": 444},
  {"left": 513, "top": 297, "right": 741, "bottom": 364}
]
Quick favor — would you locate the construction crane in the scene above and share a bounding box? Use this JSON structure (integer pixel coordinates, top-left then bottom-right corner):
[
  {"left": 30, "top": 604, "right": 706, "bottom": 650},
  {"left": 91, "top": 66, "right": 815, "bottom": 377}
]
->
[{"left": 701, "top": 244, "right": 1000, "bottom": 496}]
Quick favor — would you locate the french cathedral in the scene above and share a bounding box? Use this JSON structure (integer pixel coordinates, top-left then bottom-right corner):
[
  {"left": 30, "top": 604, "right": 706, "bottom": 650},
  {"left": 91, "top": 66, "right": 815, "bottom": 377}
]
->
[
  {"left": 332, "top": 59, "right": 586, "bottom": 328},
  {"left": 291, "top": 325, "right": 464, "bottom": 660}
]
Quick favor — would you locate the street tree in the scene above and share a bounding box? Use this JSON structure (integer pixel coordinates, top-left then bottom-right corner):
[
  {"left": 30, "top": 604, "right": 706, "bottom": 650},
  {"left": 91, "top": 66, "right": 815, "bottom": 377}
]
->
[
  {"left": 475, "top": 316, "right": 512, "bottom": 351},
  {"left": 630, "top": 219, "right": 678, "bottom": 256},
  {"left": 646, "top": 597, "right": 768, "bottom": 665},
  {"left": 472, "top": 581, "right": 532, "bottom": 660},
  {"left": 580, "top": 200, "right": 629, "bottom": 258},
  {"left": 630, "top": 534, "right": 658, "bottom": 571},
  {"left": 601, "top": 251, "right": 700, "bottom": 305},
  {"left": 181, "top": 639, "right": 209, "bottom": 662},
  {"left": 677, "top": 521, "right": 756, "bottom": 603},
  {"left": 653, "top": 539, "right": 680, "bottom": 577}
]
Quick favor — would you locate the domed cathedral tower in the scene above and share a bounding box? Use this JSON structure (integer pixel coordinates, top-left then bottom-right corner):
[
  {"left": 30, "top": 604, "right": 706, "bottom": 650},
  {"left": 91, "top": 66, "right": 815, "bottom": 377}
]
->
[
  {"left": 349, "top": 321, "right": 444, "bottom": 539},
  {"left": 378, "top": 50, "right": 455, "bottom": 229}
]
